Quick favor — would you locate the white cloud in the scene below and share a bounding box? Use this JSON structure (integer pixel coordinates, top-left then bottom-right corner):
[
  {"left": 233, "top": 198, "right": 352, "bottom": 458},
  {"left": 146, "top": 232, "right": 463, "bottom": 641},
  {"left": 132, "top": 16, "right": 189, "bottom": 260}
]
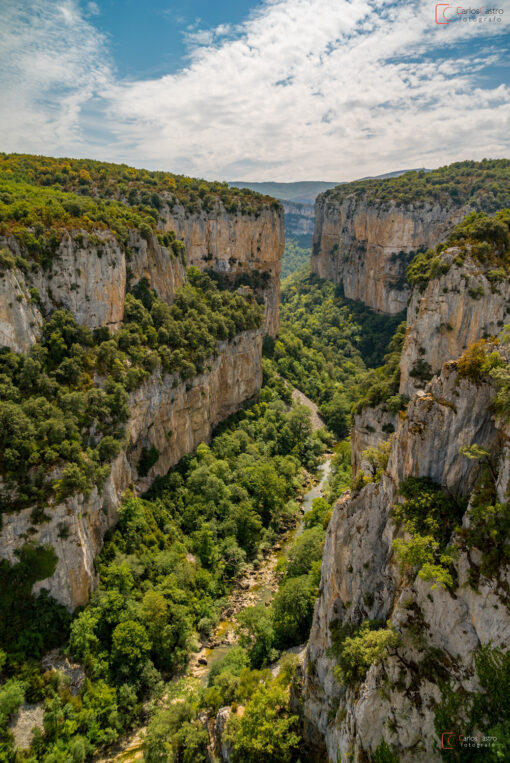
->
[
  {"left": 0, "top": 0, "right": 508, "bottom": 180},
  {"left": 0, "top": 0, "right": 112, "bottom": 157}
]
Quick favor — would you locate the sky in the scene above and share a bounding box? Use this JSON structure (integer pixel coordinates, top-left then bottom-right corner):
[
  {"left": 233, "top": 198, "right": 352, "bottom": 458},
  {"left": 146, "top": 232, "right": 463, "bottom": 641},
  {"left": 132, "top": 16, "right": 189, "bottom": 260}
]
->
[{"left": 0, "top": 0, "right": 509, "bottom": 182}]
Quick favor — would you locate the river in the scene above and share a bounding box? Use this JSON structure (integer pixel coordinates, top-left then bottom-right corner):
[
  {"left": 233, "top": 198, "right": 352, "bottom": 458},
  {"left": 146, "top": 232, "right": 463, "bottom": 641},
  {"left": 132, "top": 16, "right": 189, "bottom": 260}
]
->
[
  {"left": 104, "top": 453, "right": 333, "bottom": 762},
  {"left": 189, "top": 453, "right": 332, "bottom": 683}
]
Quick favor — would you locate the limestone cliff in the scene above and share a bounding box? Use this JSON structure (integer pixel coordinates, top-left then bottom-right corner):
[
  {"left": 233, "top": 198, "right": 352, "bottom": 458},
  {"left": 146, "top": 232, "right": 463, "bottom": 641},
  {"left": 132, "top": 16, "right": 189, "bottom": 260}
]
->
[
  {"left": 311, "top": 195, "right": 466, "bottom": 314},
  {"left": 0, "top": 202, "right": 283, "bottom": 354},
  {"left": 0, "top": 329, "right": 263, "bottom": 610},
  {"left": 282, "top": 201, "right": 315, "bottom": 237},
  {"left": 400, "top": 248, "right": 510, "bottom": 397},
  {"left": 302, "top": 357, "right": 510, "bottom": 761},
  {"left": 350, "top": 404, "right": 398, "bottom": 475},
  {"left": 163, "top": 203, "right": 283, "bottom": 336},
  {"left": 0, "top": 228, "right": 186, "bottom": 353}
]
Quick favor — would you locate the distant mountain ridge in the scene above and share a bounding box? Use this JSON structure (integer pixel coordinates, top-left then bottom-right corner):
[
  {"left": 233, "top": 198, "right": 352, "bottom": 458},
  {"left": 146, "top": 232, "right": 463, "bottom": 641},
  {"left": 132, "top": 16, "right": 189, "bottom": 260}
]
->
[{"left": 229, "top": 170, "right": 428, "bottom": 204}]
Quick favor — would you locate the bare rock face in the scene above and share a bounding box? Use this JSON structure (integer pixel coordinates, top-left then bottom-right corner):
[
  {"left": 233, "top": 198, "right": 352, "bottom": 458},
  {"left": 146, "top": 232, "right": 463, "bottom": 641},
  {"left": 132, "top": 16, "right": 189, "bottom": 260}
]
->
[
  {"left": 311, "top": 196, "right": 467, "bottom": 314},
  {"left": 163, "top": 204, "right": 284, "bottom": 336},
  {"left": 400, "top": 249, "right": 510, "bottom": 397},
  {"left": 282, "top": 201, "right": 315, "bottom": 237},
  {"left": 390, "top": 365, "right": 501, "bottom": 495},
  {"left": 351, "top": 404, "right": 398, "bottom": 474},
  {"left": 0, "top": 229, "right": 186, "bottom": 351},
  {"left": 302, "top": 360, "right": 510, "bottom": 761},
  {"left": 0, "top": 266, "right": 42, "bottom": 352},
  {"left": 0, "top": 329, "right": 263, "bottom": 610}
]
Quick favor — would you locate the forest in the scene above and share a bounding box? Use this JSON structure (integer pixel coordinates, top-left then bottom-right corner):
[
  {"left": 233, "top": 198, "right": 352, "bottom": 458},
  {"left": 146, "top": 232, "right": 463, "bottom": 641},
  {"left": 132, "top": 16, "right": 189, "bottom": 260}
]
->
[
  {"left": 0, "top": 236, "right": 405, "bottom": 761},
  {"left": 324, "top": 159, "right": 510, "bottom": 210},
  {"left": 0, "top": 154, "right": 280, "bottom": 217}
]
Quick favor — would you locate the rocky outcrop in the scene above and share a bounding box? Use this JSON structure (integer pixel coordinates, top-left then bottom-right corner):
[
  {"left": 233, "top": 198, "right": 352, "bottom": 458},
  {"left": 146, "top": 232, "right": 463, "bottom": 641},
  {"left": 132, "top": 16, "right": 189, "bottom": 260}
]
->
[
  {"left": 0, "top": 329, "right": 263, "bottom": 610},
  {"left": 400, "top": 248, "right": 510, "bottom": 397},
  {"left": 0, "top": 265, "right": 43, "bottom": 352},
  {"left": 351, "top": 404, "right": 398, "bottom": 474},
  {"left": 311, "top": 195, "right": 468, "bottom": 314},
  {"left": 302, "top": 354, "right": 510, "bottom": 761},
  {"left": 163, "top": 204, "right": 284, "bottom": 336},
  {"left": 0, "top": 201, "right": 283, "bottom": 354},
  {"left": 0, "top": 229, "right": 187, "bottom": 351}
]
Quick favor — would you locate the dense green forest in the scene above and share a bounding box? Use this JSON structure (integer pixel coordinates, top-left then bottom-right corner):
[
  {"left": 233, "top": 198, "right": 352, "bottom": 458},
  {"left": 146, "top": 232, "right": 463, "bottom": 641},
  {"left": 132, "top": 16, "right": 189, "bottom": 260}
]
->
[
  {"left": 269, "top": 269, "right": 404, "bottom": 436},
  {"left": 0, "top": 154, "right": 280, "bottom": 216},
  {"left": 0, "top": 361, "right": 335, "bottom": 761},
  {"left": 3, "top": 146, "right": 509, "bottom": 761},
  {"left": 325, "top": 159, "right": 510, "bottom": 209},
  {"left": 0, "top": 270, "right": 262, "bottom": 511},
  {"left": 280, "top": 236, "right": 312, "bottom": 278}
]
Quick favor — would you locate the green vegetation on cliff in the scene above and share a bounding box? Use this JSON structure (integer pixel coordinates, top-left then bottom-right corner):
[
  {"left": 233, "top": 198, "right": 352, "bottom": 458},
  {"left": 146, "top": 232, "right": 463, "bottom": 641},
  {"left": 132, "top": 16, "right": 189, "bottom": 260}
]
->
[
  {"left": 407, "top": 208, "right": 510, "bottom": 292},
  {"left": 0, "top": 270, "right": 262, "bottom": 511},
  {"left": 324, "top": 159, "right": 510, "bottom": 209},
  {"left": 0, "top": 363, "right": 329, "bottom": 761},
  {"left": 0, "top": 153, "right": 281, "bottom": 216}
]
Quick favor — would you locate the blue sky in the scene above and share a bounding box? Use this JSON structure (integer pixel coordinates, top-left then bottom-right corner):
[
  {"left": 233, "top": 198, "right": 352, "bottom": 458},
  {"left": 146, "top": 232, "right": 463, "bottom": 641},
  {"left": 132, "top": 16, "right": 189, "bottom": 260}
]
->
[
  {"left": 0, "top": 0, "right": 509, "bottom": 181},
  {"left": 91, "top": 0, "right": 261, "bottom": 79}
]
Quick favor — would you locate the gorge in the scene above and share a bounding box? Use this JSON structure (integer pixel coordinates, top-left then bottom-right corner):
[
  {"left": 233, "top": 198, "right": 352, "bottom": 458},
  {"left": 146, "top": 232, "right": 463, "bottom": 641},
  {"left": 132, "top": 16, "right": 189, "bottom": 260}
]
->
[{"left": 0, "top": 156, "right": 509, "bottom": 763}]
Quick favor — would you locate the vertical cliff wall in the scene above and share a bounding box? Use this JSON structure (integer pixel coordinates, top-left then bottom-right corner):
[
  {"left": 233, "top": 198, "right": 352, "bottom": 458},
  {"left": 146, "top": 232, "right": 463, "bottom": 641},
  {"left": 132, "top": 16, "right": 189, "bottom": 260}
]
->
[
  {"left": 0, "top": 329, "right": 263, "bottom": 610},
  {"left": 163, "top": 203, "right": 283, "bottom": 336},
  {"left": 0, "top": 229, "right": 187, "bottom": 353},
  {"left": 303, "top": 358, "right": 510, "bottom": 761},
  {"left": 350, "top": 245, "right": 510, "bottom": 472},
  {"left": 311, "top": 195, "right": 466, "bottom": 314},
  {"left": 303, "top": 221, "right": 510, "bottom": 759},
  {"left": 400, "top": 248, "right": 510, "bottom": 398}
]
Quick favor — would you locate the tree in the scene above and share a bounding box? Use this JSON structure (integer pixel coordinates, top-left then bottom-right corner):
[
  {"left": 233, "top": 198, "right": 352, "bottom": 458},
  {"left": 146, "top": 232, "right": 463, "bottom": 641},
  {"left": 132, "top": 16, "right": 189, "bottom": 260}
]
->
[
  {"left": 111, "top": 620, "right": 151, "bottom": 673},
  {"left": 237, "top": 606, "right": 277, "bottom": 668},
  {"left": 272, "top": 575, "right": 316, "bottom": 648},
  {"left": 225, "top": 683, "right": 300, "bottom": 763},
  {"left": 286, "top": 527, "right": 324, "bottom": 578}
]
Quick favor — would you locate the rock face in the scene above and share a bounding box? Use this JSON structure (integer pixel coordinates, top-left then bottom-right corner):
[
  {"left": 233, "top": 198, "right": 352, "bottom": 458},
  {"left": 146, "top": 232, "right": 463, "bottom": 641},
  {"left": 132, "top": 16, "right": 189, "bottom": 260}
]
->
[
  {"left": 311, "top": 196, "right": 468, "bottom": 314},
  {"left": 400, "top": 248, "right": 510, "bottom": 397},
  {"left": 303, "top": 242, "right": 510, "bottom": 759},
  {"left": 350, "top": 404, "right": 398, "bottom": 474},
  {"left": 0, "top": 200, "right": 283, "bottom": 354},
  {"left": 163, "top": 203, "right": 284, "bottom": 336},
  {"left": 0, "top": 329, "right": 263, "bottom": 610},
  {"left": 351, "top": 248, "right": 510, "bottom": 474},
  {"left": 303, "top": 358, "right": 510, "bottom": 761},
  {"left": 0, "top": 229, "right": 186, "bottom": 352}
]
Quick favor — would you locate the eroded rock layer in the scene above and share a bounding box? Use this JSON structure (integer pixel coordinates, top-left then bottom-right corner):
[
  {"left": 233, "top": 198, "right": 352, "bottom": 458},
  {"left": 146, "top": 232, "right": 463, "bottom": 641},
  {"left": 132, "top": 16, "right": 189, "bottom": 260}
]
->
[{"left": 311, "top": 196, "right": 466, "bottom": 314}]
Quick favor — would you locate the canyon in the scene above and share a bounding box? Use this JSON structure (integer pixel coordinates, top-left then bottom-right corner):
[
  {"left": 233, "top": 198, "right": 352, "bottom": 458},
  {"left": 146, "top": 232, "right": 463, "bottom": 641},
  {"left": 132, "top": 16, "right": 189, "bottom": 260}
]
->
[
  {"left": 311, "top": 195, "right": 467, "bottom": 314},
  {"left": 0, "top": 190, "right": 283, "bottom": 610},
  {"left": 302, "top": 238, "right": 510, "bottom": 760}
]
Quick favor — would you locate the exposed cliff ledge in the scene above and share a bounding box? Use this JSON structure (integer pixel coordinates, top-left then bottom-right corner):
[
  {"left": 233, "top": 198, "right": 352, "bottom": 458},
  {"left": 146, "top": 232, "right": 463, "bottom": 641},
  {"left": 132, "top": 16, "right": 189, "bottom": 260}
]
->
[
  {"left": 0, "top": 229, "right": 186, "bottom": 353},
  {"left": 163, "top": 204, "right": 283, "bottom": 336},
  {"left": 400, "top": 248, "right": 510, "bottom": 397},
  {"left": 0, "top": 202, "right": 283, "bottom": 354},
  {"left": 351, "top": 404, "right": 398, "bottom": 475},
  {"left": 0, "top": 329, "right": 263, "bottom": 610},
  {"left": 302, "top": 359, "right": 509, "bottom": 761},
  {"left": 311, "top": 195, "right": 467, "bottom": 314}
]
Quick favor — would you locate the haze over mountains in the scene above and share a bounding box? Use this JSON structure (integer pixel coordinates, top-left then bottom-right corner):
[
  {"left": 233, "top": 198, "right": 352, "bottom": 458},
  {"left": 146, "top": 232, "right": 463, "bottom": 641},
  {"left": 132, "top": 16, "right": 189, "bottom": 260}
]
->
[{"left": 230, "top": 169, "right": 428, "bottom": 204}]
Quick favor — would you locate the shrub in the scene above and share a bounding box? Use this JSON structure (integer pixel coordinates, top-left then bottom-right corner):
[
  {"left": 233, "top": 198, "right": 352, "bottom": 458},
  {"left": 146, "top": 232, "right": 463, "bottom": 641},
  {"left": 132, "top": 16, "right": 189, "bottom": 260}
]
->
[{"left": 333, "top": 620, "right": 400, "bottom": 687}]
